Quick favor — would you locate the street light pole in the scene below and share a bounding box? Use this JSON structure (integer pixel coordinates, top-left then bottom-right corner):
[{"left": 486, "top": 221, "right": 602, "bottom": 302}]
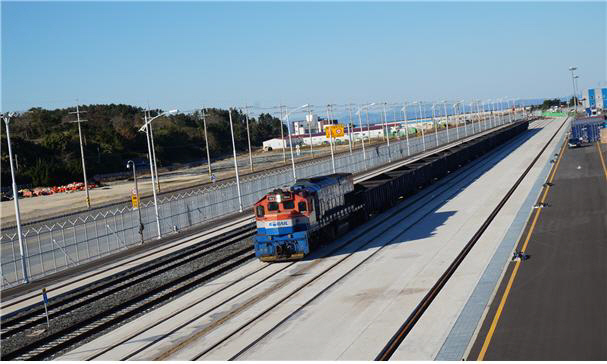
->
[
  {"left": 382, "top": 102, "right": 391, "bottom": 162},
  {"left": 2, "top": 113, "right": 29, "bottom": 283},
  {"left": 228, "top": 109, "right": 243, "bottom": 212},
  {"left": 347, "top": 104, "right": 353, "bottom": 153},
  {"left": 401, "top": 101, "right": 411, "bottom": 156},
  {"left": 147, "top": 109, "right": 160, "bottom": 192},
  {"left": 200, "top": 107, "right": 212, "bottom": 177},
  {"left": 326, "top": 104, "right": 336, "bottom": 173},
  {"left": 356, "top": 103, "right": 374, "bottom": 169},
  {"left": 307, "top": 105, "right": 314, "bottom": 158},
  {"left": 569, "top": 66, "right": 578, "bottom": 113},
  {"left": 431, "top": 103, "right": 439, "bottom": 147},
  {"left": 279, "top": 105, "right": 286, "bottom": 164},
  {"left": 69, "top": 104, "right": 91, "bottom": 208},
  {"left": 139, "top": 109, "right": 178, "bottom": 239},
  {"left": 127, "top": 160, "right": 144, "bottom": 244},
  {"left": 244, "top": 105, "right": 254, "bottom": 172},
  {"left": 415, "top": 101, "right": 426, "bottom": 151},
  {"left": 452, "top": 102, "right": 460, "bottom": 140},
  {"left": 442, "top": 100, "right": 450, "bottom": 142}
]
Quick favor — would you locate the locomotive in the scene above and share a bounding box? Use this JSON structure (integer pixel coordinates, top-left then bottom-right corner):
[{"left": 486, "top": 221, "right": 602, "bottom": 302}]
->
[{"left": 253, "top": 173, "right": 364, "bottom": 261}]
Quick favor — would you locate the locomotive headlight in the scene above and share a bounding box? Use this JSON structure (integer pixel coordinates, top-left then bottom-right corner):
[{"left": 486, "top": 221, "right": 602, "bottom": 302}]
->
[{"left": 276, "top": 194, "right": 282, "bottom": 203}]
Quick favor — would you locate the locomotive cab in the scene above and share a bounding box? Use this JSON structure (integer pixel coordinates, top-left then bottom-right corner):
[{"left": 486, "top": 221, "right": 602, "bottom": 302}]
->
[{"left": 253, "top": 188, "right": 315, "bottom": 261}]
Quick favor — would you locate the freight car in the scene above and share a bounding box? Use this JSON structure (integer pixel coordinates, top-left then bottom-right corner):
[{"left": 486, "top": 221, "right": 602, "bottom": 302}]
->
[{"left": 253, "top": 120, "right": 530, "bottom": 261}]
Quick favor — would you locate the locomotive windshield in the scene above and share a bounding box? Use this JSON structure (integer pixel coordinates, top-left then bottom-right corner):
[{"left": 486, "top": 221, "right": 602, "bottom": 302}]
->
[{"left": 282, "top": 200, "right": 295, "bottom": 210}]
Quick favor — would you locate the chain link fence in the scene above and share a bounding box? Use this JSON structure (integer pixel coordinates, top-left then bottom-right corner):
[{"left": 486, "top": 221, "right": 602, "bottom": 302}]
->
[{"left": 1, "top": 115, "right": 518, "bottom": 288}]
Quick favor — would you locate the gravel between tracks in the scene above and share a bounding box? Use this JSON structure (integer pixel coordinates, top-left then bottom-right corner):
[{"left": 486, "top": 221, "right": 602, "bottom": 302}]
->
[{"left": 0, "top": 236, "right": 254, "bottom": 359}]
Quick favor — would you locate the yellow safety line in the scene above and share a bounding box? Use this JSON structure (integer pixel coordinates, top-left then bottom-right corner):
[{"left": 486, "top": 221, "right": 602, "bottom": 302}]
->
[
  {"left": 476, "top": 136, "right": 567, "bottom": 361},
  {"left": 597, "top": 142, "right": 607, "bottom": 182}
]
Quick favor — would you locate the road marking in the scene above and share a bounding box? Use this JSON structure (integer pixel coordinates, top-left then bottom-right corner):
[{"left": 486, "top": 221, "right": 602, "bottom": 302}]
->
[
  {"left": 476, "top": 135, "right": 567, "bottom": 361},
  {"left": 597, "top": 142, "right": 607, "bottom": 182}
]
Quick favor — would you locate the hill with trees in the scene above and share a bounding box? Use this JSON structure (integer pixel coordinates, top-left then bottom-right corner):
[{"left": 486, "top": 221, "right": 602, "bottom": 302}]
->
[{"left": 1, "top": 104, "right": 285, "bottom": 187}]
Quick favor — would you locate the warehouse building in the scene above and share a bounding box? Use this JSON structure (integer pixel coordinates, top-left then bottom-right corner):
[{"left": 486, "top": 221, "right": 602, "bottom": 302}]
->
[{"left": 582, "top": 87, "right": 607, "bottom": 111}]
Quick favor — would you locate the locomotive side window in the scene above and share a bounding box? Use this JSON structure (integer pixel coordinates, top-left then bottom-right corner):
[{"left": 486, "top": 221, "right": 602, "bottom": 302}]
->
[
  {"left": 283, "top": 200, "right": 294, "bottom": 210},
  {"left": 256, "top": 206, "right": 265, "bottom": 217},
  {"left": 298, "top": 201, "right": 307, "bottom": 212},
  {"left": 268, "top": 202, "right": 279, "bottom": 211}
]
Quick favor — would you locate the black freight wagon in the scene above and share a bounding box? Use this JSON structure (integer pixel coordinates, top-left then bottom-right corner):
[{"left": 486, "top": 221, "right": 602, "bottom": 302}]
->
[{"left": 354, "top": 121, "right": 529, "bottom": 217}]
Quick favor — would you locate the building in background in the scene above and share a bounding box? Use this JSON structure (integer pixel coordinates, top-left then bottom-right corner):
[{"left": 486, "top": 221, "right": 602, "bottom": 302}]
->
[{"left": 583, "top": 86, "right": 607, "bottom": 111}]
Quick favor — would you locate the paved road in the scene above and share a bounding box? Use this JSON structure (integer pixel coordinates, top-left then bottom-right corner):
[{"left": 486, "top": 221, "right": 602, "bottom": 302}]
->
[{"left": 469, "top": 141, "right": 607, "bottom": 360}]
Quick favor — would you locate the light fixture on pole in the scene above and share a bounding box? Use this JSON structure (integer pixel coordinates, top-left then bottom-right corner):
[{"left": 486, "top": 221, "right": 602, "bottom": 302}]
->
[
  {"left": 126, "top": 160, "right": 144, "bottom": 245},
  {"left": 228, "top": 109, "right": 244, "bottom": 212},
  {"left": 139, "top": 108, "right": 178, "bottom": 238},
  {"left": 441, "top": 100, "right": 450, "bottom": 143},
  {"left": 307, "top": 105, "right": 314, "bottom": 158},
  {"left": 412, "top": 101, "right": 426, "bottom": 151},
  {"left": 452, "top": 101, "right": 461, "bottom": 140},
  {"left": 199, "top": 107, "right": 212, "bottom": 177},
  {"left": 243, "top": 105, "right": 254, "bottom": 172},
  {"left": 431, "top": 103, "right": 439, "bottom": 147},
  {"left": 279, "top": 105, "right": 286, "bottom": 164},
  {"left": 401, "top": 101, "right": 411, "bottom": 156},
  {"left": 326, "top": 104, "right": 336, "bottom": 174},
  {"left": 146, "top": 109, "right": 160, "bottom": 193},
  {"left": 382, "top": 102, "right": 391, "bottom": 162},
  {"left": 282, "top": 104, "right": 309, "bottom": 181},
  {"left": 568, "top": 66, "right": 578, "bottom": 113},
  {"left": 356, "top": 102, "right": 375, "bottom": 169},
  {"left": 2, "top": 112, "right": 29, "bottom": 283},
  {"left": 347, "top": 104, "right": 354, "bottom": 154},
  {"left": 69, "top": 103, "right": 91, "bottom": 208}
]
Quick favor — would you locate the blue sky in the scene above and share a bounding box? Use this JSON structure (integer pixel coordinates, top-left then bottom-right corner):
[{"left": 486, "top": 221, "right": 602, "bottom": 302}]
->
[{"left": 2, "top": 1, "right": 605, "bottom": 112}]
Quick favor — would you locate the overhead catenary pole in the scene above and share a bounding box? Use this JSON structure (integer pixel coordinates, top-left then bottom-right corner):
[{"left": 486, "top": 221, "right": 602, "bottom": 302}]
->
[
  {"left": 244, "top": 105, "right": 254, "bottom": 172},
  {"left": 69, "top": 104, "right": 91, "bottom": 208},
  {"left": 228, "top": 109, "right": 243, "bottom": 212},
  {"left": 200, "top": 107, "right": 212, "bottom": 177},
  {"left": 2, "top": 113, "right": 29, "bottom": 283}
]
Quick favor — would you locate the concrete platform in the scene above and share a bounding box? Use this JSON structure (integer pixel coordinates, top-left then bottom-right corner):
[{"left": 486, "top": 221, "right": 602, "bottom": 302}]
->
[
  {"left": 468, "top": 139, "right": 607, "bottom": 360},
  {"left": 57, "top": 117, "right": 568, "bottom": 361}
]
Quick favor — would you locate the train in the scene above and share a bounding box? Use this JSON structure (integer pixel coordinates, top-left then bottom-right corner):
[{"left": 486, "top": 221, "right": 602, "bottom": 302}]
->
[{"left": 253, "top": 120, "right": 530, "bottom": 262}]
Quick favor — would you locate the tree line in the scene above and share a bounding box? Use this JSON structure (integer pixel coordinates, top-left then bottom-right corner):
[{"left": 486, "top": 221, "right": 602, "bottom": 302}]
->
[{"left": 1, "top": 104, "right": 285, "bottom": 187}]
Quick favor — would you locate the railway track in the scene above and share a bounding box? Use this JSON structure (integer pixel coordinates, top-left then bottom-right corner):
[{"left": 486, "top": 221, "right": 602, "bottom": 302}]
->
[
  {"left": 53, "top": 118, "right": 551, "bottom": 361},
  {"left": 374, "top": 116, "right": 567, "bottom": 360},
  {"left": 1, "top": 118, "right": 544, "bottom": 360},
  {"left": 0, "top": 223, "right": 256, "bottom": 360}
]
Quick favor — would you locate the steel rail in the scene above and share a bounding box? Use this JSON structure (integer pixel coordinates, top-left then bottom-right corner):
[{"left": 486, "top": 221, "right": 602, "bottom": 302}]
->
[
  {"left": 374, "top": 117, "right": 567, "bottom": 360},
  {"left": 222, "top": 119, "right": 549, "bottom": 361}
]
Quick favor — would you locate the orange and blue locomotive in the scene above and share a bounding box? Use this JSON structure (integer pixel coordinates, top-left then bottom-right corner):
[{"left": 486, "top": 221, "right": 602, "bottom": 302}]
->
[{"left": 253, "top": 173, "right": 364, "bottom": 261}]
